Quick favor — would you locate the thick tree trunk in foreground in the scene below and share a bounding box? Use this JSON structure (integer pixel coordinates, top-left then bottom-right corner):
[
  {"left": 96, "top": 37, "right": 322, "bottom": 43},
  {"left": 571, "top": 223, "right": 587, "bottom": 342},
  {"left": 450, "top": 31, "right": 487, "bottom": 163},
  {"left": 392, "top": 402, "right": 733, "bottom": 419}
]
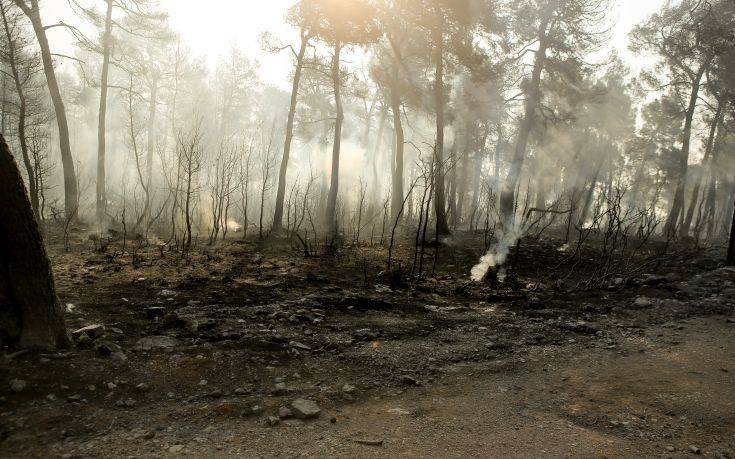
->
[
  {"left": 96, "top": 0, "right": 114, "bottom": 225},
  {"left": 13, "top": 0, "right": 78, "bottom": 220},
  {"left": 272, "top": 31, "right": 309, "bottom": 234},
  {"left": 0, "top": 134, "right": 67, "bottom": 349},
  {"left": 324, "top": 41, "right": 343, "bottom": 235}
]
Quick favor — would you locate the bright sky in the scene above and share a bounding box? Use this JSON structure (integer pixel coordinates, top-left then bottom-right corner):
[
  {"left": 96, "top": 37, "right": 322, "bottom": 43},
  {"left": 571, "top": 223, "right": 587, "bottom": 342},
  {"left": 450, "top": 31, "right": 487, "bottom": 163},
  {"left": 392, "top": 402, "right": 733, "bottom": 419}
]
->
[{"left": 42, "top": 0, "right": 667, "bottom": 89}]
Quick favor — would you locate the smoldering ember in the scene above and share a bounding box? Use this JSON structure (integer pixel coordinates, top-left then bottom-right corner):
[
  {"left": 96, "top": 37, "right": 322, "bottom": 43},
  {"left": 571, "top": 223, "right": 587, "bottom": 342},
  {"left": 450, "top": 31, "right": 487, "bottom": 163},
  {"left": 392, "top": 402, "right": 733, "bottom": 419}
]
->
[{"left": 1, "top": 0, "right": 735, "bottom": 457}]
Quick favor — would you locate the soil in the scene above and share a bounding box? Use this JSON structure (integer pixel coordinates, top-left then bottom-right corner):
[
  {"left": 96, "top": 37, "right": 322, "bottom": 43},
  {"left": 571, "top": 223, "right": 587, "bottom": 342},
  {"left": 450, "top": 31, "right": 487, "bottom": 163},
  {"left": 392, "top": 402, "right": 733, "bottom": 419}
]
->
[{"left": 0, "top": 232, "right": 734, "bottom": 458}]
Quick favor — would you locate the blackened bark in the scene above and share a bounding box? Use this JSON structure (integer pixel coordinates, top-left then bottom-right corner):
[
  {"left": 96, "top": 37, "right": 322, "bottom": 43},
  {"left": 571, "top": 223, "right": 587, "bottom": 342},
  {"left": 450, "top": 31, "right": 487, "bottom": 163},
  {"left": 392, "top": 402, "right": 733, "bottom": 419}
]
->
[
  {"left": 96, "top": 0, "right": 114, "bottom": 224},
  {"left": 499, "top": 16, "right": 549, "bottom": 226},
  {"left": 0, "top": 134, "right": 67, "bottom": 349},
  {"left": 681, "top": 98, "right": 723, "bottom": 238},
  {"left": 727, "top": 197, "right": 735, "bottom": 266},
  {"left": 272, "top": 31, "right": 309, "bottom": 233},
  {"left": 390, "top": 74, "right": 404, "bottom": 225},
  {"left": 663, "top": 63, "right": 707, "bottom": 236},
  {"left": 432, "top": 22, "right": 450, "bottom": 236},
  {"left": 324, "top": 41, "right": 343, "bottom": 234}
]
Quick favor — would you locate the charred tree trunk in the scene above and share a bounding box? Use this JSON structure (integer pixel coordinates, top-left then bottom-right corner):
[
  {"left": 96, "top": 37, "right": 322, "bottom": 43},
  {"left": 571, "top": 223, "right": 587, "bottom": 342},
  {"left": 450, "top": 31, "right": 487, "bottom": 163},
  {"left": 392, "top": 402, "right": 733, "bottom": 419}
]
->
[
  {"left": 681, "top": 99, "right": 723, "bottom": 238},
  {"left": 95, "top": 0, "right": 114, "bottom": 225},
  {"left": 324, "top": 41, "right": 343, "bottom": 235},
  {"left": 664, "top": 63, "right": 707, "bottom": 236},
  {"left": 727, "top": 197, "right": 735, "bottom": 266},
  {"left": 13, "top": 0, "right": 78, "bottom": 220},
  {"left": 432, "top": 21, "right": 450, "bottom": 236},
  {"left": 499, "top": 17, "right": 549, "bottom": 226},
  {"left": 390, "top": 76, "right": 404, "bottom": 225},
  {"left": 705, "top": 106, "right": 727, "bottom": 239},
  {"left": 144, "top": 79, "right": 158, "bottom": 232},
  {"left": 0, "top": 134, "right": 67, "bottom": 349},
  {"left": 272, "top": 31, "right": 309, "bottom": 234}
]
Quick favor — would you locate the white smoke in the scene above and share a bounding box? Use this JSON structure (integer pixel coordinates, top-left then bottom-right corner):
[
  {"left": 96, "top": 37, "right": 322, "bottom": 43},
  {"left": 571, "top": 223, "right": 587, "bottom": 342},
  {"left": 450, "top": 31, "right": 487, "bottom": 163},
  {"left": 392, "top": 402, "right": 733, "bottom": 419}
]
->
[{"left": 470, "top": 223, "right": 524, "bottom": 282}]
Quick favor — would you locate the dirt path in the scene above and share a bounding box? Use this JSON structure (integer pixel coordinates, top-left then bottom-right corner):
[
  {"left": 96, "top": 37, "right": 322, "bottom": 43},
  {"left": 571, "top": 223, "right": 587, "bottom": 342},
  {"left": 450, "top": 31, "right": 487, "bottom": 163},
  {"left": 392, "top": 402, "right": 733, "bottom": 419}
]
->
[{"left": 82, "top": 315, "right": 732, "bottom": 458}]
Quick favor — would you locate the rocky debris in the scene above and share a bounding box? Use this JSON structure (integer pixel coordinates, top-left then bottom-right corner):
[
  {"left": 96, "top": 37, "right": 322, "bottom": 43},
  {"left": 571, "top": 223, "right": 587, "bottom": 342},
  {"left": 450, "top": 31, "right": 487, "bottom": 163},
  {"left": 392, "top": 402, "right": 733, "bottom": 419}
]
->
[
  {"left": 290, "top": 398, "right": 320, "bottom": 419},
  {"left": 272, "top": 382, "right": 290, "bottom": 395},
  {"left": 340, "top": 294, "right": 394, "bottom": 311},
  {"left": 355, "top": 439, "right": 384, "bottom": 446},
  {"left": 146, "top": 306, "right": 167, "bottom": 320},
  {"left": 561, "top": 321, "right": 600, "bottom": 334},
  {"left": 241, "top": 404, "right": 263, "bottom": 417},
  {"left": 110, "top": 350, "right": 128, "bottom": 363},
  {"left": 633, "top": 297, "right": 654, "bottom": 308},
  {"left": 158, "top": 289, "right": 178, "bottom": 298},
  {"left": 72, "top": 324, "right": 106, "bottom": 340},
  {"left": 234, "top": 387, "right": 249, "bottom": 396},
  {"left": 641, "top": 274, "right": 672, "bottom": 286},
  {"left": 289, "top": 341, "right": 312, "bottom": 351},
  {"left": 162, "top": 311, "right": 201, "bottom": 334},
  {"left": 135, "top": 383, "right": 150, "bottom": 392},
  {"left": 401, "top": 375, "right": 421, "bottom": 386},
  {"left": 66, "top": 394, "right": 81, "bottom": 403},
  {"left": 169, "top": 444, "right": 185, "bottom": 453},
  {"left": 278, "top": 406, "right": 293, "bottom": 419},
  {"left": 133, "top": 335, "right": 179, "bottom": 352},
  {"left": 96, "top": 341, "right": 122, "bottom": 357},
  {"left": 342, "top": 383, "right": 356, "bottom": 394},
  {"left": 115, "top": 398, "right": 136, "bottom": 408},
  {"left": 9, "top": 379, "right": 26, "bottom": 394},
  {"left": 353, "top": 328, "right": 381, "bottom": 341},
  {"left": 266, "top": 416, "right": 280, "bottom": 426},
  {"left": 75, "top": 333, "right": 94, "bottom": 348}
]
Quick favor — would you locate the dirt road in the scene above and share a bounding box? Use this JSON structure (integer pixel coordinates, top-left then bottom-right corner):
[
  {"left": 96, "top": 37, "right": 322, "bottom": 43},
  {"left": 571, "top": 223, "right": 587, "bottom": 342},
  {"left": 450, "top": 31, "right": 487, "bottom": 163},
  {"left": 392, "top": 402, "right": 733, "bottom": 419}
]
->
[{"left": 74, "top": 316, "right": 733, "bottom": 458}]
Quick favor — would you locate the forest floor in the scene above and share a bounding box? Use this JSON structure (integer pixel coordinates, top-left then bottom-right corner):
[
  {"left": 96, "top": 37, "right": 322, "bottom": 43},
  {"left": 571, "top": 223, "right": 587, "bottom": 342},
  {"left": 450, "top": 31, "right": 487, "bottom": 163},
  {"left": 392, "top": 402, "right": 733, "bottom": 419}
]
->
[{"left": 1, "top": 229, "right": 734, "bottom": 458}]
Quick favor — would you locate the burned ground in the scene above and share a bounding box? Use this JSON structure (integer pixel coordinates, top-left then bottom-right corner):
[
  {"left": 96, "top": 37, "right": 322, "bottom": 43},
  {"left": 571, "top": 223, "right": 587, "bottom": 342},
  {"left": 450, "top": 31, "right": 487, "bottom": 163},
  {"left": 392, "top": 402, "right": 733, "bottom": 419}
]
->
[{"left": 0, "top": 231, "right": 734, "bottom": 458}]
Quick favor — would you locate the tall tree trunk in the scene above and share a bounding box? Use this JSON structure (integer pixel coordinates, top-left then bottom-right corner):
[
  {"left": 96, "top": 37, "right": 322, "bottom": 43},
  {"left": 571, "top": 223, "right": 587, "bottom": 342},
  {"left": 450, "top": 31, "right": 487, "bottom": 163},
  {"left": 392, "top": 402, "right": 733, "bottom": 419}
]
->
[
  {"left": 681, "top": 98, "right": 723, "bottom": 238},
  {"left": 1, "top": 1, "right": 39, "bottom": 222},
  {"left": 499, "top": 17, "right": 549, "bottom": 226},
  {"left": 324, "top": 41, "right": 343, "bottom": 235},
  {"left": 432, "top": 22, "right": 450, "bottom": 236},
  {"left": 272, "top": 31, "right": 309, "bottom": 233},
  {"left": 456, "top": 147, "right": 470, "bottom": 228},
  {"left": 705, "top": 103, "right": 727, "bottom": 239},
  {"left": 13, "top": 0, "right": 78, "bottom": 220},
  {"left": 663, "top": 63, "right": 707, "bottom": 236},
  {"left": 0, "top": 134, "right": 67, "bottom": 349},
  {"left": 145, "top": 79, "right": 158, "bottom": 231},
  {"left": 96, "top": 0, "right": 114, "bottom": 225},
  {"left": 390, "top": 76, "right": 404, "bottom": 225}
]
